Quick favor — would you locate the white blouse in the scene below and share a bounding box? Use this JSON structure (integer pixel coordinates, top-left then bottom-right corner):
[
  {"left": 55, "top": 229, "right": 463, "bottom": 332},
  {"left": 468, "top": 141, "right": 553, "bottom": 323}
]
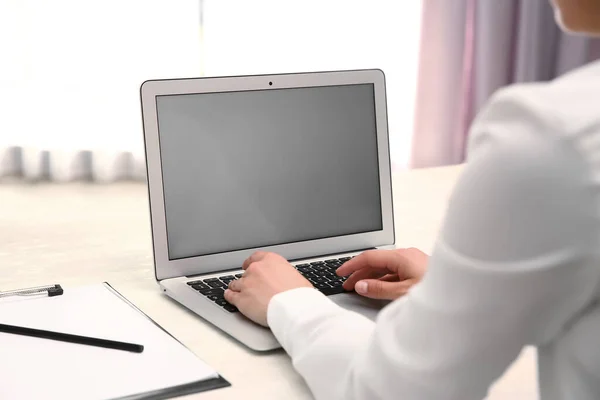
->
[{"left": 267, "top": 61, "right": 600, "bottom": 400}]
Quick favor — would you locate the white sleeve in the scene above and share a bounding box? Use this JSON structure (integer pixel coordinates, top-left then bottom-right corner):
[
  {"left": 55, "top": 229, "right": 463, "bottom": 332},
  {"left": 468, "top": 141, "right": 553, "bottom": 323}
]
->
[{"left": 267, "top": 87, "right": 600, "bottom": 400}]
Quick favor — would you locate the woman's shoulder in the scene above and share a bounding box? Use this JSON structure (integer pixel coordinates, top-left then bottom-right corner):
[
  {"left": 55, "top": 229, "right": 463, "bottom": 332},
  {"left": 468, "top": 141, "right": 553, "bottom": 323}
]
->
[
  {"left": 554, "top": 59, "right": 600, "bottom": 84},
  {"left": 475, "top": 61, "right": 600, "bottom": 139},
  {"left": 452, "top": 65, "right": 600, "bottom": 264},
  {"left": 467, "top": 62, "right": 600, "bottom": 172}
]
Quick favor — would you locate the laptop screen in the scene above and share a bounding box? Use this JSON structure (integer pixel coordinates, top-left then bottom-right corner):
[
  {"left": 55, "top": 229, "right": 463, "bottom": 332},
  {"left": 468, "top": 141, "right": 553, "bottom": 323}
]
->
[{"left": 156, "top": 83, "right": 383, "bottom": 260}]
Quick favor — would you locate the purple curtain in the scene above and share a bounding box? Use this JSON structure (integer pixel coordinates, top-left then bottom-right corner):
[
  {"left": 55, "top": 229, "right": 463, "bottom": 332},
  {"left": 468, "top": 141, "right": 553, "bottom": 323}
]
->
[{"left": 410, "top": 0, "right": 600, "bottom": 169}]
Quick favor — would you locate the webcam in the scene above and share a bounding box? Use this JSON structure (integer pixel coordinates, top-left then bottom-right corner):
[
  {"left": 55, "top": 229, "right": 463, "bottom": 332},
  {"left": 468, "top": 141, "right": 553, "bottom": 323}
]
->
[{"left": 269, "top": 81, "right": 273, "bottom": 86}]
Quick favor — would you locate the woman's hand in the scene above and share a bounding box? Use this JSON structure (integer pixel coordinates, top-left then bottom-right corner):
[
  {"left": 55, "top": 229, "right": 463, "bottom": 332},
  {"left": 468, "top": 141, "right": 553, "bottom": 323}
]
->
[
  {"left": 225, "top": 251, "right": 313, "bottom": 326},
  {"left": 337, "top": 248, "right": 428, "bottom": 300},
  {"left": 224, "top": 248, "right": 428, "bottom": 325}
]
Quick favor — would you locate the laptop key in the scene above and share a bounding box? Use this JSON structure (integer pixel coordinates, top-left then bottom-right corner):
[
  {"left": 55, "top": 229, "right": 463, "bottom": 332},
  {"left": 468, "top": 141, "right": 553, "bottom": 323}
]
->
[
  {"left": 208, "top": 281, "right": 226, "bottom": 288},
  {"left": 216, "top": 299, "right": 228, "bottom": 306},
  {"left": 296, "top": 264, "right": 310, "bottom": 268},
  {"left": 203, "top": 278, "right": 219, "bottom": 283},
  {"left": 220, "top": 275, "right": 235, "bottom": 280},
  {"left": 320, "top": 286, "right": 345, "bottom": 296},
  {"left": 187, "top": 280, "right": 205, "bottom": 286},
  {"left": 199, "top": 288, "right": 224, "bottom": 296},
  {"left": 207, "top": 295, "right": 220, "bottom": 301},
  {"left": 192, "top": 283, "right": 210, "bottom": 291},
  {"left": 339, "top": 257, "right": 352, "bottom": 262},
  {"left": 235, "top": 273, "right": 243, "bottom": 278},
  {"left": 223, "top": 305, "right": 238, "bottom": 313}
]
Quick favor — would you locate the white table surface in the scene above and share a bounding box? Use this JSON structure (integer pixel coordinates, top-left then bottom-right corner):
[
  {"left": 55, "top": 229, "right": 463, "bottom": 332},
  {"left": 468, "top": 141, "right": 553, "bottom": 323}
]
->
[{"left": 0, "top": 165, "right": 538, "bottom": 399}]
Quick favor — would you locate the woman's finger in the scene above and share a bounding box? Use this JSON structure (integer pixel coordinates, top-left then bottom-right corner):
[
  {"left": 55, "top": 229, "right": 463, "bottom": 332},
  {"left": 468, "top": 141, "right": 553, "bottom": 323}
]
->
[
  {"left": 342, "top": 268, "right": 387, "bottom": 291},
  {"left": 336, "top": 250, "right": 401, "bottom": 277},
  {"left": 354, "top": 278, "right": 416, "bottom": 300},
  {"left": 242, "top": 251, "right": 267, "bottom": 270},
  {"left": 338, "top": 250, "right": 415, "bottom": 281},
  {"left": 344, "top": 271, "right": 401, "bottom": 291},
  {"left": 224, "top": 289, "right": 239, "bottom": 305},
  {"left": 228, "top": 278, "right": 245, "bottom": 292},
  {"left": 380, "top": 273, "right": 400, "bottom": 282}
]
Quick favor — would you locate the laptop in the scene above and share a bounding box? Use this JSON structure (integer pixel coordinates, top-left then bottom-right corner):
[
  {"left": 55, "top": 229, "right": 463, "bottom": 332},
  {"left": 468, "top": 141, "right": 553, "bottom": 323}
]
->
[{"left": 140, "top": 69, "right": 395, "bottom": 351}]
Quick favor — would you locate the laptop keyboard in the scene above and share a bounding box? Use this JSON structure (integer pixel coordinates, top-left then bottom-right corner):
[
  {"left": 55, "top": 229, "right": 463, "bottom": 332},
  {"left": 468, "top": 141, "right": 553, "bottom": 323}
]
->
[
  {"left": 294, "top": 257, "right": 352, "bottom": 295},
  {"left": 186, "top": 256, "right": 354, "bottom": 313}
]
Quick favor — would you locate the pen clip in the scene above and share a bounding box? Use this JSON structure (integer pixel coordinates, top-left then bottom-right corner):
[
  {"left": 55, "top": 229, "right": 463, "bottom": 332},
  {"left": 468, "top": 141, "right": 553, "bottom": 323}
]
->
[{"left": 0, "top": 284, "right": 64, "bottom": 299}]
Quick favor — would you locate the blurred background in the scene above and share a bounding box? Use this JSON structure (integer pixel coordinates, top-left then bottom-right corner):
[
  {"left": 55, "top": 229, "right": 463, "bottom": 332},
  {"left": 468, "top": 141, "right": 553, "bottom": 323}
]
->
[{"left": 1, "top": 0, "right": 599, "bottom": 183}]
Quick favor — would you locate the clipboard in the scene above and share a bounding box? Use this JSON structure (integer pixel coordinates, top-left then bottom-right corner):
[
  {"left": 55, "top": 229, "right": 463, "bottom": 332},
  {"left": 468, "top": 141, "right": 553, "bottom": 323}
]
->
[
  {"left": 106, "top": 283, "right": 230, "bottom": 400},
  {"left": 0, "top": 282, "right": 230, "bottom": 400}
]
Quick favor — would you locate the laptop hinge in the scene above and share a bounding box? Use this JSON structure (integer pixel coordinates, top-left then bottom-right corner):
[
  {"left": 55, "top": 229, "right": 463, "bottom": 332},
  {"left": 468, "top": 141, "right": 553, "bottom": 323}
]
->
[
  {"left": 184, "top": 247, "right": 376, "bottom": 278},
  {"left": 287, "top": 247, "right": 375, "bottom": 263}
]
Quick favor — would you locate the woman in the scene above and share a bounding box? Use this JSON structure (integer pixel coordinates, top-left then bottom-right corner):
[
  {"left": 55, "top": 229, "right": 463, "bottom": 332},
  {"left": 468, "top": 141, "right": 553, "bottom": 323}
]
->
[{"left": 224, "top": 1, "right": 600, "bottom": 398}]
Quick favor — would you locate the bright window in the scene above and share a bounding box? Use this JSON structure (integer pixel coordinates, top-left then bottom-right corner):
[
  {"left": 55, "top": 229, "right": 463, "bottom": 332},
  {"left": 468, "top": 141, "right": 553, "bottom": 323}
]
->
[
  {"left": 0, "top": 1, "right": 422, "bottom": 180},
  {"left": 0, "top": 0, "right": 201, "bottom": 180}
]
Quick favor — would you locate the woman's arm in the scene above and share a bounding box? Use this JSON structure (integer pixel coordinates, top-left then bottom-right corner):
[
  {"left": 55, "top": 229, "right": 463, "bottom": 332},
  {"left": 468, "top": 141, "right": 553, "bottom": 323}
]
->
[{"left": 267, "top": 86, "right": 600, "bottom": 400}]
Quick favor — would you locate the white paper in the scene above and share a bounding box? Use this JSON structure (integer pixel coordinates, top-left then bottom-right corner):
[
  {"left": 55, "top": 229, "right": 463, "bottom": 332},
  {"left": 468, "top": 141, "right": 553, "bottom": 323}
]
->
[{"left": 0, "top": 284, "right": 218, "bottom": 400}]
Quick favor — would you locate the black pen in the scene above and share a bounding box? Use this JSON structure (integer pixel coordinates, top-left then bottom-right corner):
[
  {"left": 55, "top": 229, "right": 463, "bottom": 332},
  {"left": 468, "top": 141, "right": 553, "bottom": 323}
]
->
[{"left": 0, "top": 323, "right": 144, "bottom": 353}]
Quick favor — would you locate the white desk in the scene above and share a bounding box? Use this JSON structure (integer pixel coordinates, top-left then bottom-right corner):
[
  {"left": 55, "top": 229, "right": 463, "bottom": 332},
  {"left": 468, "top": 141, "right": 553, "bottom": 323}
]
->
[{"left": 0, "top": 165, "right": 537, "bottom": 399}]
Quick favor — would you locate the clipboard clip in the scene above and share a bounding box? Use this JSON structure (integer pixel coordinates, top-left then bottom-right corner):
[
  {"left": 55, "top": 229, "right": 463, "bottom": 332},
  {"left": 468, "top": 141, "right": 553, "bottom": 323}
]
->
[{"left": 0, "top": 284, "right": 64, "bottom": 299}]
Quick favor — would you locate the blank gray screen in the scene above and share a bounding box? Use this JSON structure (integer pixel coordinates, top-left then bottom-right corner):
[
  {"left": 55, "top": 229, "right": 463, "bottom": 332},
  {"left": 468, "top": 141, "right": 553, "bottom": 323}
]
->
[{"left": 156, "top": 84, "right": 382, "bottom": 260}]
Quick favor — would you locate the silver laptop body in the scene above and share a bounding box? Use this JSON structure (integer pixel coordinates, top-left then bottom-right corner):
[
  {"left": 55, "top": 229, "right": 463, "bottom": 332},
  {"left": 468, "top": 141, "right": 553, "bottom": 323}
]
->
[{"left": 140, "top": 69, "right": 395, "bottom": 351}]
